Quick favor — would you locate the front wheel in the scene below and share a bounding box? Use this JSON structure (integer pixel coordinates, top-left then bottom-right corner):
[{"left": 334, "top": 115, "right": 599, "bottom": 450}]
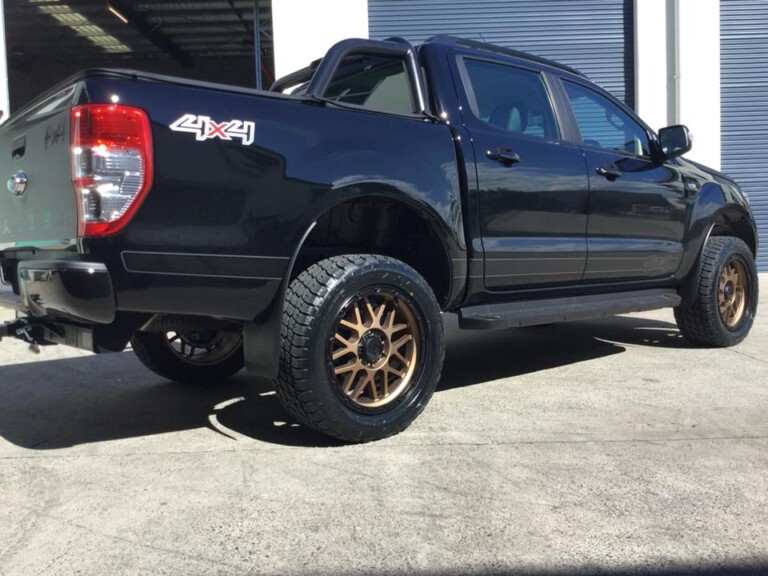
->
[
  {"left": 131, "top": 329, "right": 244, "bottom": 384},
  {"left": 276, "top": 254, "right": 445, "bottom": 443},
  {"left": 674, "top": 236, "right": 759, "bottom": 347}
]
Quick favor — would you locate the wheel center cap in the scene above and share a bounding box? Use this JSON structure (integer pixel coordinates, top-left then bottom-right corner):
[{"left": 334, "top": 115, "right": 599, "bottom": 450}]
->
[
  {"left": 724, "top": 282, "right": 735, "bottom": 301},
  {"left": 360, "top": 330, "right": 385, "bottom": 364}
]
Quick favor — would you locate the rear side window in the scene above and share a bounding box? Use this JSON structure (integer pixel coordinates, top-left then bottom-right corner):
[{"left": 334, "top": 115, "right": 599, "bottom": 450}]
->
[
  {"left": 323, "top": 54, "right": 415, "bottom": 115},
  {"left": 462, "top": 58, "right": 560, "bottom": 139},
  {"left": 563, "top": 80, "right": 651, "bottom": 156}
]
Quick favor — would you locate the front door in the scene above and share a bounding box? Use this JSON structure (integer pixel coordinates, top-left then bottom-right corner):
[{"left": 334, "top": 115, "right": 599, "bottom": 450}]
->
[
  {"left": 560, "top": 79, "right": 689, "bottom": 282},
  {"left": 457, "top": 56, "right": 590, "bottom": 290}
]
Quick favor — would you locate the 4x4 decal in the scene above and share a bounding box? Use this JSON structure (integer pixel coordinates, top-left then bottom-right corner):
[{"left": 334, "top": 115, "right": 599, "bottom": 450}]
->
[{"left": 169, "top": 114, "right": 255, "bottom": 146}]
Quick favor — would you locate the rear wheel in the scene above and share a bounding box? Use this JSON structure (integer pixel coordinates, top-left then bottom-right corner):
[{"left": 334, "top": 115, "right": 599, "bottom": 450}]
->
[
  {"left": 276, "top": 254, "right": 444, "bottom": 443},
  {"left": 131, "top": 329, "right": 244, "bottom": 384},
  {"left": 674, "top": 236, "right": 758, "bottom": 347}
]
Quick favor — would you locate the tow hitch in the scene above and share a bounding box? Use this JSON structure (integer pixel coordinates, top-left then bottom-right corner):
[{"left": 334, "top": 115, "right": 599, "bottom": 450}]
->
[
  {"left": 0, "top": 318, "right": 56, "bottom": 354},
  {"left": 0, "top": 316, "right": 115, "bottom": 354}
]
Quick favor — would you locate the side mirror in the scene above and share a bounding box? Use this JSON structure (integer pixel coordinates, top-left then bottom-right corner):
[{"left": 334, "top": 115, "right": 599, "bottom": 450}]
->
[{"left": 658, "top": 125, "right": 693, "bottom": 159}]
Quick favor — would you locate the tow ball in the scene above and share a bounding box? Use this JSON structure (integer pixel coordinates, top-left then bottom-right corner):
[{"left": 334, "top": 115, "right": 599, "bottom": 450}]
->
[{"left": 0, "top": 319, "right": 47, "bottom": 354}]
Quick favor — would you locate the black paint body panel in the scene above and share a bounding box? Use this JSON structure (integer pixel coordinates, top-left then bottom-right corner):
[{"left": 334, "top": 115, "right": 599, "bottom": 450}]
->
[{"left": 72, "top": 71, "right": 467, "bottom": 322}]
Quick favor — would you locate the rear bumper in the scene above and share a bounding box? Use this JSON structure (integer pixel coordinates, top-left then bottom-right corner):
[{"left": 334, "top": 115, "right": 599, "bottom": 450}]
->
[{"left": 16, "top": 260, "right": 115, "bottom": 324}]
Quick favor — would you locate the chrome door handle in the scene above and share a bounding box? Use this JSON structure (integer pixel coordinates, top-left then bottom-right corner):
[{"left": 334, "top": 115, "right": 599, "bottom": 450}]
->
[{"left": 487, "top": 147, "right": 521, "bottom": 166}]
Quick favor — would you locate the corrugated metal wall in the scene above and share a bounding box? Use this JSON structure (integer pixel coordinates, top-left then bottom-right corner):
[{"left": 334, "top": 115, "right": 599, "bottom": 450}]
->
[
  {"left": 368, "top": 0, "right": 634, "bottom": 106},
  {"left": 721, "top": 0, "right": 768, "bottom": 271}
]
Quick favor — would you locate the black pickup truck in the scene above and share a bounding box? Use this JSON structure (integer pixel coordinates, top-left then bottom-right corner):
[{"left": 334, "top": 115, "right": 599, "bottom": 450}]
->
[{"left": 0, "top": 36, "right": 758, "bottom": 442}]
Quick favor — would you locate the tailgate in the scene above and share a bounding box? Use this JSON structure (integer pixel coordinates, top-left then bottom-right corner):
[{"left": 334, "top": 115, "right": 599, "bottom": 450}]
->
[{"left": 0, "top": 85, "right": 79, "bottom": 251}]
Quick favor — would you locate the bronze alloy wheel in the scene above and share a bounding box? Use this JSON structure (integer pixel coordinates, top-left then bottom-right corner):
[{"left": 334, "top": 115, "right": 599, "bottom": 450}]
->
[
  {"left": 166, "top": 330, "right": 242, "bottom": 365},
  {"left": 718, "top": 257, "right": 749, "bottom": 329},
  {"left": 329, "top": 290, "right": 420, "bottom": 409}
]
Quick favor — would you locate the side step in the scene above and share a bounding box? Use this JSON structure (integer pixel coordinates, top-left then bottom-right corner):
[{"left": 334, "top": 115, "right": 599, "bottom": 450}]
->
[{"left": 458, "top": 289, "right": 681, "bottom": 330}]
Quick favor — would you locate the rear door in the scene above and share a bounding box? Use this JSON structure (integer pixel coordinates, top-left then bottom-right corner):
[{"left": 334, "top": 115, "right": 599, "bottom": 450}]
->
[
  {"left": 455, "top": 55, "right": 589, "bottom": 290},
  {"left": 559, "top": 78, "right": 688, "bottom": 281}
]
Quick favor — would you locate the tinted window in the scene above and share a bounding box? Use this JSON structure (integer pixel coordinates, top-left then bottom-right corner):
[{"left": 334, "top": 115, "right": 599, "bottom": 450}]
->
[
  {"left": 324, "top": 54, "right": 415, "bottom": 115},
  {"left": 463, "top": 59, "right": 559, "bottom": 139},
  {"left": 563, "top": 81, "right": 650, "bottom": 156}
]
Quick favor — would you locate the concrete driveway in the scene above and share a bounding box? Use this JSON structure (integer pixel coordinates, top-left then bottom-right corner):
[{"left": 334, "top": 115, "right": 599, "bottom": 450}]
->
[{"left": 0, "top": 281, "right": 766, "bottom": 576}]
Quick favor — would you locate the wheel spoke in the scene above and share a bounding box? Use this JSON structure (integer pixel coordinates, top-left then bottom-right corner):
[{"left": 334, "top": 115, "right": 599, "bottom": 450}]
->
[
  {"left": 352, "top": 373, "right": 372, "bottom": 400},
  {"left": 385, "top": 309, "right": 396, "bottom": 331},
  {"left": 392, "top": 333, "right": 413, "bottom": 351},
  {"left": 373, "top": 302, "right": 387, "bottom": 326},
  {"left": 364, "top": 298, "right": 377, "bottom": 326},
  {"left": 388, "top": 366, "right": 406, "bottom": 379},
  {"left": 332, "top": 347, "right": 353, "bottom": 361},
  {"left": 334, "top": 333, "right": 354, "bottom": 347},
  {"left": 381, "top": 369, "right": 390, "bottom": 396},
  {"left": 342, "top": 370, "right": 360, "bottom": 395},
  {"left": 369, "top": 375, "right": 380, "bottom": 401},
  {"left": 392, "top": 349, "right": 410, "bottom": 366},
  {"left": 333, "top": 361, "right": 357, "bottom": 375},
  {"left": 339, "top": 318, "right": 360, "bottom": 331}
]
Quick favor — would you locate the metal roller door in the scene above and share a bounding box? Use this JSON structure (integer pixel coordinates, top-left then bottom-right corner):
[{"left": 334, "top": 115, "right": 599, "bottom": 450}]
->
[
  {"left": 721, "top": 0, "right": 768, "bottom": 271},
  {"left": 368, "top": 0, "right": 634, "bottom": 106}
]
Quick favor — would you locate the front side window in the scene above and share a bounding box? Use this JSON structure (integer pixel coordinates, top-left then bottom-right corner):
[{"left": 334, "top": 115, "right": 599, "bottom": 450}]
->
[
  {"left": 323, "top": 54, "right": 415, "bottom": 115},
  {"left": 462, "top": 58, "right": 560, "bottom": 139},
  {"left": 563, "top": 80, "right": 651, "bottom": 156}
]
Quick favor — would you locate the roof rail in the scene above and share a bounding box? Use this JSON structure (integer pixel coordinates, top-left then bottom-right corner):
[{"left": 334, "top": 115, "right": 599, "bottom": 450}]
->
[{"left": 422, "top": 35, "right": 585, "bottom": 77}]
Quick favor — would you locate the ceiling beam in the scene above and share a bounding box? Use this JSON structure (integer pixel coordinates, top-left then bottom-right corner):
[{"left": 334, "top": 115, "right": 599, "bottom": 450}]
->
[{"left": 107, "top": 0, "right": 193, "bottom": 67}]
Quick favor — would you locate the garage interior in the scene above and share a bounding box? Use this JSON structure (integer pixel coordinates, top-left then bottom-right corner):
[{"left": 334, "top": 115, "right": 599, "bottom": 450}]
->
[{"left": 3, "top": 0, "right": 274, "bottom": 112}]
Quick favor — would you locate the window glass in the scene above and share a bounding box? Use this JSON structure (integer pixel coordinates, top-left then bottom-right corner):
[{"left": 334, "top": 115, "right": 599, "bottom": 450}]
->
[
  {"left": 563, "top": 81, "right": 650, "bottom": 156},
  {"left": 462, "top": 59, "right": 559, "bottom": 139},
  {"left": 323, "top": 54, "right": 415, "bottom": 115}
]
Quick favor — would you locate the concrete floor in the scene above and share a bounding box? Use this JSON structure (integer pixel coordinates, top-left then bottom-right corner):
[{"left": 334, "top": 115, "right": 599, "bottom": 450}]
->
[{"left": 0, "top": 283, "right": 766, "bottom": 576}]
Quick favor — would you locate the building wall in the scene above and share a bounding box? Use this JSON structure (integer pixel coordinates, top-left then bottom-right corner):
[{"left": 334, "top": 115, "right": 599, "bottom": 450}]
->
[
  {"left": 369, "top": 0, "right": 635, "bottom": 107},
  {"left": 635, "top": 0, "right": 720, "bottom": 169},
  {"left": 721, "top": 0, "right": 768, "bottom": 271},
  {"left": 271, "top": 0, "right": 369, "bottom": 79}
]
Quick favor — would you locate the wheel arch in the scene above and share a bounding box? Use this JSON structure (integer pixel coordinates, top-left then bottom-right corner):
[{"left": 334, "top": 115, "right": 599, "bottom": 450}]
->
[
  {"left": 679, "top": 202, "right": 758, "bottom": 303},
  {"left": 707, "top": 205, "right": 758, "bottom": 257},
  {"left": 243, "top": 187, "right": 467, "bottom": 380},
  {"left": 289, "top": 192, "right": 459, "bottom": 308}
]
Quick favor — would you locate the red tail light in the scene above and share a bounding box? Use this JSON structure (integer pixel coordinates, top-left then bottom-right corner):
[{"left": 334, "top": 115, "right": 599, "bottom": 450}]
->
[{"left": 71, "top": 104, "right": 153, "bottom": 237}]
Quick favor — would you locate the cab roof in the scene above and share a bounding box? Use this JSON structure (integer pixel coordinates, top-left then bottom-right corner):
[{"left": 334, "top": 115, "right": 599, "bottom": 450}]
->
[{"left": 422, "top": 35, "right": 585, "bottom": 77}]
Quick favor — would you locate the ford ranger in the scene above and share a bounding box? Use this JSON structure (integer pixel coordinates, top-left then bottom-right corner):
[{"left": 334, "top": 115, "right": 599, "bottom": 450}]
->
[{"left": 0, "top": 36, "right": 758, "bottom": 442}]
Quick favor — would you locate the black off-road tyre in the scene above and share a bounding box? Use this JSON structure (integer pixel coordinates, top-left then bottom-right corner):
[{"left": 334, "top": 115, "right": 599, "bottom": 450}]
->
[
  {"left": 276, "top": 254, "right": 444, "bottom": 443},
  {"left": 131, "top": 330, "right": 244, "bottom": 384},
  {"left": 674, "top": 236, "right": 758, "bottom": 347}
]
